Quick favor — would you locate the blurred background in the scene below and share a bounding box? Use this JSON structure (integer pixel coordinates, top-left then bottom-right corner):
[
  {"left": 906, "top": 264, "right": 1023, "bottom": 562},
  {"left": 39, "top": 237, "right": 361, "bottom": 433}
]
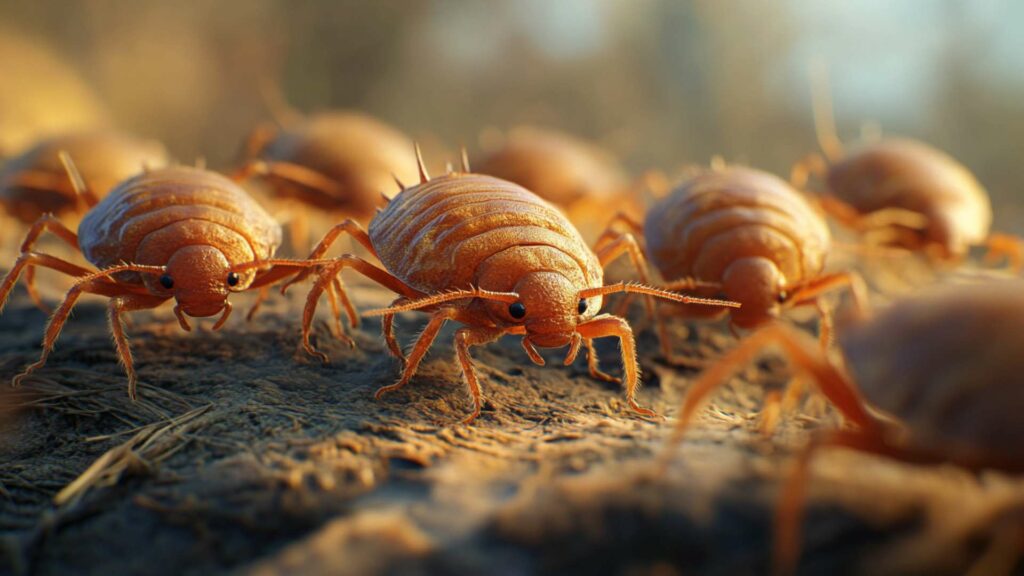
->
[{"left": 2, "top": 0, "right": 1022, "bottom": 229}]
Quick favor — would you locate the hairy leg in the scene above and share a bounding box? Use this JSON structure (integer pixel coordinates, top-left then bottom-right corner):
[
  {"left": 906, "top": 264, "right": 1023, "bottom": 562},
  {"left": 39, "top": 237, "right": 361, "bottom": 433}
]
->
[
  {"left": 0, "top": 252, "right": 92, "bottom": 314},
  {"left": 6, "top": 215, "right": 82, "bottom": 312},
  {"left": 109, "top": 293, "right": 172, "bottom": 399},
  {"left": 12, "top": 264, "right": 166, "bottom": 387},
  {"left": 374, "top": 308, "right": 456, "bottom": 399},
  {"left": 584, "top": 337, "right": 619, "bottom": 383},
  {"left": 453, "top": 325, "right": 507, "bottom": 424},
  {"left": 299, "top": 256, "right": 418, "bottom": 362},
  {"left": 577, "top": 314, "right": 654, "bottom": 417}
]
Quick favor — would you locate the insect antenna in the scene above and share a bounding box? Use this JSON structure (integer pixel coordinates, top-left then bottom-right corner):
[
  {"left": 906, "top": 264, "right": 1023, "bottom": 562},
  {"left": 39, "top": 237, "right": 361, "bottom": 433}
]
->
[
  {"left": 810, "top": 59, "right": 844, "bottom": 162},
  {"left": 364, "top": 287, "right": 519, "bottom": 316},
  {"left": 578, "top": 282, "right": 740, "bottom": 309},
  {"left": 58, "top": 151, "right": 101, "bottom": 209},
  {"left": 414, "top": 142, "right": 430, "bottom": 183}
]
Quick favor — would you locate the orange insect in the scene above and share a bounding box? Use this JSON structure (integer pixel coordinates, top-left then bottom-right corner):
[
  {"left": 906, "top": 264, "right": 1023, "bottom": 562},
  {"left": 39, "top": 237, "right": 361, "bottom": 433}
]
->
[
  {"left": 0, "top": 131, "right": 169, "bottom": 225},
  {"left": 251, "top": 149, "right": 740, "bottom": 424},
  {"left": 792, "top": 71, "right": 1020, "bottom": 267},
  {"left": 233, "top": 111, "right": 420, "bottom": 250},
  {"left": 473, "top": 126, "right": 643, "bottom": 240},
  {"left": 667, "top": 280, "right": 1024, "bottom": 574},
  {"left": 595, "top": 163, "right": 867, "bottom": 364},
  {"left": 0, "top": 160, "right": 315, "bottom": 399}
]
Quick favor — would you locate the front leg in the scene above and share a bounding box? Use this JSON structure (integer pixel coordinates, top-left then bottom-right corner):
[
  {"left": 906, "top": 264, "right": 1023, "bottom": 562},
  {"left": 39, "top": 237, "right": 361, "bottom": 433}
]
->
[
  {"left": 13, "top": 264, "right": 165, "bottom": 389},
  {"left": 109, "top": 293, "right": 173, "bottom": 399},
  {"left": 576, "top": 314, "right": 655, "bottom": 418},
  {"left": 453, "top": 325, "right": 508, "bottom": 424}
]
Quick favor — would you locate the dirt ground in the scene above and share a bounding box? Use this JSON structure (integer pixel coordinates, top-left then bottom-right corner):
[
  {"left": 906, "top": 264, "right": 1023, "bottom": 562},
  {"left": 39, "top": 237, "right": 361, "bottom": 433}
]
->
[{"left": 0, "top": 268, "right": 1021, "bottom": 576}]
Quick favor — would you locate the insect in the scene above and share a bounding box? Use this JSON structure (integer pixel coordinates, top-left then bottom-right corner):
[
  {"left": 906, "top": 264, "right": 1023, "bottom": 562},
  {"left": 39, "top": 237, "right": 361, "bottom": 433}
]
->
[
  {"left": 0, "top": 160, "right": 319, "bottom": 399},
  {"left": 233, "top": 111, "right": 420, "bottom": 250},
  {"left": 1, "top": 131, "right": 169, "bottom": 225},
  {"left": 595, "top": 163, "right": 867, "bottom": 364},
  {"left": 253, "top": 148, "right": 740, "bottom": 424},
  {"left": 666, "top": 280, "right": 1024, "bottom": 574},
  {"left": 791, "top": 70, "right": 1020, "bottom": 268},
  {"left": 472, "top": 126, "right": 642, "bottom": 240}
]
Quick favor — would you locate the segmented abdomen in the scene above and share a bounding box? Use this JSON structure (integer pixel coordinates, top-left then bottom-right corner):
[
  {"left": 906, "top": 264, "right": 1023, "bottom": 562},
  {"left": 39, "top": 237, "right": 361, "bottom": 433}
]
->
[
  {"left": 79, "top": 167, "right": 281, "bottom": 281},
  {"left": 369, "top": 173, "right": 600, "bottom": 292},
  {"left": 644, "top": 167, "right": 829, "bottom": 285}
]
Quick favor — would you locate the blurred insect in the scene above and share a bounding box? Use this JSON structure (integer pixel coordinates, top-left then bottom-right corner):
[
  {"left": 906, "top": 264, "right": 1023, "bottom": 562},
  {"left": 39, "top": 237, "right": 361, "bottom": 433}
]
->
[
  {"left": 473, "top": 126, "right": 644, "bottom": 241},
  {"left": 666, "top": 280, "right": 1024, "bottom": 574},
  {"left": 248, "top": 148, "right": 739, "bottom": 424},
  {"left": 791, "top": 65, "right": 1021, "bottom": 268},
  {"left": 0, "top": 131, "right": 169, "bottom": 225},
  {"left": 233, "top": 109, "right": 420, "bottom": 252},
  {"left": 0, "top": 160, "right": 320, "bottom": 399},
  {"left": 595, "top": 163, "right": 867, "bottom": 365}
]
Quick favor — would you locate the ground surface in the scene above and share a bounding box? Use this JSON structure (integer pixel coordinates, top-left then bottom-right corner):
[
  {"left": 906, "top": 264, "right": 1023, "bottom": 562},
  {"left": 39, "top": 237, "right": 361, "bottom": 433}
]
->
[{"left": 0, "top": 271, "right": 1020, "bottom": 576}]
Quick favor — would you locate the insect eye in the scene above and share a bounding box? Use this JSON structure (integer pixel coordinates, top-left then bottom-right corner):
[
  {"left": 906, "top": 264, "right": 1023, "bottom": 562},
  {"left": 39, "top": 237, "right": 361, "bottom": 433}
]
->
[
  {"left": 578, "top": 299, "right": 588, "bottom": 314},
  {"left": 508, "top": 302, "right": 527, "bottom": 319},
  {"left": 777, "top": 291, "right": 788, "bottom": 303},
  {"left": 159, "top": 274, "right": 174, "bottom": 290},
  {"left": 227, "top": 272, "right": 240, "bottom": 287}
]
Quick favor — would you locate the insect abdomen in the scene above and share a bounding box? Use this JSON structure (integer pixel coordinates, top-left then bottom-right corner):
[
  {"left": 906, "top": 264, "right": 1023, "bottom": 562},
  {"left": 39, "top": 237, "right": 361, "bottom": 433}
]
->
[
  {"left": 645, "top": 167, "right": 829, "bottom": 284},
  {"left": 370, "top": 173, "right": 599, "bottom": 292}
]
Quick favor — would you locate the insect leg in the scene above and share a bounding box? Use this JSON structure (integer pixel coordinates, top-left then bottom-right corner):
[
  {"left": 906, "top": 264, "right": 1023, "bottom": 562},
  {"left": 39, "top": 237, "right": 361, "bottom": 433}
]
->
[
  {"left": 593, "top": 211, "right": 644, "bottom": 252},
  {"left": 0, "top": 252, "right": 92, "bottom": 313},
  {"left": 109, "top": 293, "right": 172, "bottom": 399},
  {"left": 787, "top": 270, "right": 870, "bottom": 320},
  {"left": 249, "top": 160, "right": 340, "bottom": 200},
  {"left": 246, "top": 286, "right": 270, "bottom": 321},
  {"left": 375, "top": 308, "right": 456, "bottom": 400},
  {"left": 9, "top": 272, "right": 156, "bottom": 387},
  {"left": 300, "top": 256, "right": 419, "bottom": 362},
  {"left": 381, "top": 297, "right": 409, "bottom": 366},
  {"left": 584, "top": 337, "right": 619, "bottom": 384},
  {"left": 284, "top": 219, "right": 378, "bottom": 289},
  {"left": 576, "top": 314, "right": 654, "bottom": 418},
  {"left": 453, "top": 326, "right": 507, "bottom": 424},
  {"left": 660, "top": 323, "right": 880, "bottom": 466},
  {"left": 6, "top": 214, "right": 82, "bottom": 312}
]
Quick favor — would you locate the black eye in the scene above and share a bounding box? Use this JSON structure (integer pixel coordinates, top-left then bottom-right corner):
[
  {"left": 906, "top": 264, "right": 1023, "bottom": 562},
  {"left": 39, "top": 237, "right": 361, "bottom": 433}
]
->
[
  {"left": 227, "top": 272, "right": 240, "bottom": 287},
  {"left": 578, "top": 299, "right": 588, "bottom": 314},
  {"left": 777, "top": 291, "right": 788, "bottom": 303},
  {"left": 508, "top": 302, "right": 527, "bottom": 319},
  {"left": 159, "top": 274, "right": 174, "bottom": 289}
]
